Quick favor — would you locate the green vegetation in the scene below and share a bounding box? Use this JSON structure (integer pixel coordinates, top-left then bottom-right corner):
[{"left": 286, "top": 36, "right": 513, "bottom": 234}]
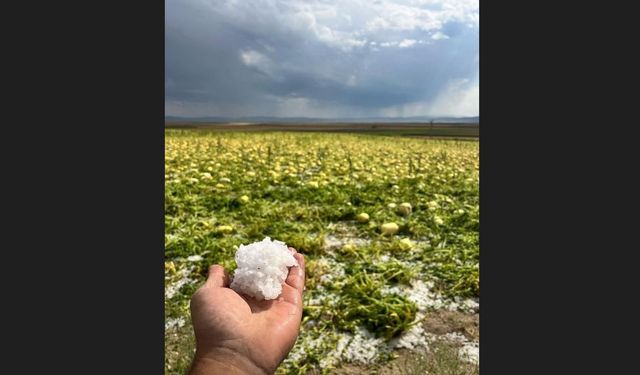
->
[{"left": 165, "top": 131, "right": 479, "bottom": 374}]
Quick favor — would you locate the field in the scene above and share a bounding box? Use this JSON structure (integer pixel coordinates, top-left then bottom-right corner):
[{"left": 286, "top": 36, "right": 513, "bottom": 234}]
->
[
  {"left": 164, "top": 122, "right": 479, "bottom": 140},
  {"left": 165, "top": 129, "right": 479, "bottom": 374}
]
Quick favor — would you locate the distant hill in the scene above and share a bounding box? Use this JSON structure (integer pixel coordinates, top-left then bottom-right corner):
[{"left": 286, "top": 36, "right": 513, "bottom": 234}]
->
[{"left": 165, "top": 115, "right": 479, "bottom": 124}]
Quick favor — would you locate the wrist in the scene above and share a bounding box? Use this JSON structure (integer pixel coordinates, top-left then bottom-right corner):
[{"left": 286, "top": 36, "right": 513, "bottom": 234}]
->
[{"left": 190, "top": 347, "right": 273, "bottom": 375}]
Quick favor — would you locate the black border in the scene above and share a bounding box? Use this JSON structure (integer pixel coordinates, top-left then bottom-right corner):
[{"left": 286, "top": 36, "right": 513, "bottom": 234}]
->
[
  {"left": 4, "top": 1, "right": 165, "bottom": 372},
  {"left": 479, "top": 1, "right": 635, "bottom": 373}
]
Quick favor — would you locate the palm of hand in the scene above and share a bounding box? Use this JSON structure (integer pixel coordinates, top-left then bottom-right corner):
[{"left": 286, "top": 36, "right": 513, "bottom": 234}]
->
[{"left": 190, "top": 249, "right": 305, "bottom": 374}]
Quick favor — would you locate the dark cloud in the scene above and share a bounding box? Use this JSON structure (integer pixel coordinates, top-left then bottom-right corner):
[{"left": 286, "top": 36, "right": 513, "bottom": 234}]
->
[{"left": 165, "top": 0, "right": 479, "bottom": 117}]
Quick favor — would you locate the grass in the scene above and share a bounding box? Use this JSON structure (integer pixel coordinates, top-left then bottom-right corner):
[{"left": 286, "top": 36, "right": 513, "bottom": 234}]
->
[
  {"left": 165, "top": 321, "right": 196, "bottom": 374},
  {"left": 165, "top": 130, "right": 479, "bottom": 374},
  {"left": 394, "top": 342, "right": 479, "bottom": 375},
  {"left": 335, "top": 271, "right": 418, "bottom": 339}
]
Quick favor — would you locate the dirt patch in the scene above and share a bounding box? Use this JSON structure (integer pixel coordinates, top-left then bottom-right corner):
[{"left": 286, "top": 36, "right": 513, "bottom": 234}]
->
[
  {"left": 331, "top": 363, "right": 371, "bottom": 375},
  {"left": 331, "top": 345, "right": 478, "bottom": 375},
  {"left": 422, "top": 311, "right": 479, "bottom": 341},
  {"left": 381, "top": 345, "right": 478, "bottom": 375}
]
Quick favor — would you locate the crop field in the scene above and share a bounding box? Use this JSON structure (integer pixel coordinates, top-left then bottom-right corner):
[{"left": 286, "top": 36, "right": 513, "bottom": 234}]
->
[
  {"left": 165, "top": 122, "right": 480, "bottom": 139},
  {"left": 165, "top": 130, "right": 479, "bottom": 374}
]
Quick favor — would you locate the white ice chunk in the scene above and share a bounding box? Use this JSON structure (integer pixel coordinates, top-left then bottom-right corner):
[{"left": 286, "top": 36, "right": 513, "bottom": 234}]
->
[{"left": 230, "top": 237, "right": 298, "bottom": 300}]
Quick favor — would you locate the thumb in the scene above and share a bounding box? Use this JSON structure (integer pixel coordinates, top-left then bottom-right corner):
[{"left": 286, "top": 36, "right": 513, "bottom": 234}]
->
[{"left": 205, "top": 265, "right": 230, "bottom": 288}]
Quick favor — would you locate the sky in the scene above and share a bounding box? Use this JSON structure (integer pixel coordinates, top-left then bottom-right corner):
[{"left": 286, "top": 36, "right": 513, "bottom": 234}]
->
[{"left": 165, "top": 0, "right": 479, "bottom": 118}]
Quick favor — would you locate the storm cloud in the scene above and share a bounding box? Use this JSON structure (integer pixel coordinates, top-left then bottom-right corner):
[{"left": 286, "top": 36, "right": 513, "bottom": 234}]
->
[{"left": 165, "top": 0, "right": 479, "bottom": 117}]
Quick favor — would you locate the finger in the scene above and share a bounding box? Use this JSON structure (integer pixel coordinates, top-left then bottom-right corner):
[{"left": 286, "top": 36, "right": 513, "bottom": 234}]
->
[
  {"left": 279, "top": 283, "right": 302, "bottom": 313},
  {"left": 285, "top": 252, "right": 305, "bottom": 293},
  {"left": 205, "top": 264, "right": 230, "bottom": 288}
]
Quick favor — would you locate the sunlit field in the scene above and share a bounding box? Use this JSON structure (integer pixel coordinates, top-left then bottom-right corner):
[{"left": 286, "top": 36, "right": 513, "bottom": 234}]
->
[{"left": 165, "top": 130, "right": 479, "bottom": 374}]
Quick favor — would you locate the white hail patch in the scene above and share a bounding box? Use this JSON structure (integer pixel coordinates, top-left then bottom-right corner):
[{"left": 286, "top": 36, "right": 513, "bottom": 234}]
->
[
  {"left": 165, "top": 317, "right": 186, "bottom": 331},
  {"left": 307, "top": 291, "right": 340, "bottom": 306},
  {"left": 336, "top": 328, "right": 387, "bottom": 364},
  {"left": 323, "top": 234, "right": 371, "bottom": 252},
  {"left": 186, "top": 255, "right": 203, "bottom": 262},
  {"left": 285, "top": 320, "right": 479, "bottom": 368},
  {"left": 459, "top": 341, "right": 479, "bottom": 365},
  {"left": 165, "top": 266, "right": 196, "bottom": 300},
  {"left": 333, "top": 324, "right": 480, "bottom": 366},
  {"left": 314, "top": 256, "right": 346, "bottom": 285},
  {"left": 323, "top": 235, "right": 344, "bottom": 251},
  {"left": 382, "top": 279, "right": 479, "bottom": 314},
  {"left": 389, "top": 313, "right": 428, "bottom": 350}
]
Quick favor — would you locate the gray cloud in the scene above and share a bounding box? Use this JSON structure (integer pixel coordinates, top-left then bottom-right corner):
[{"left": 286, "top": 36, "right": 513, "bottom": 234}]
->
[{"left": 165, "top": 0, "right": 479, "bottom": 117}]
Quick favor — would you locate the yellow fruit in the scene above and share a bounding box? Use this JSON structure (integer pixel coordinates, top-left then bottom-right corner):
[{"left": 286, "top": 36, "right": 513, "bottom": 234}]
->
[
  {"left": 217, "top": 225, "right": 234, "bottom": 234},
  {"left": 399, "top": 238, "right": 414, "bottom": 250},
  {"left": 356, "top": 213, "right": 370, "bottom": 223},
  {"left": 239, "top": 195, "right": 250, "bottom": 203},
  {"left": 397, "top": 202, "right": 412, "bottom": 216},
  {"left": 342, "top": 243, "right": 356, "bottom": 252},
  {"left": 381, "top": 222, "right": 399, "bottom": 235}
]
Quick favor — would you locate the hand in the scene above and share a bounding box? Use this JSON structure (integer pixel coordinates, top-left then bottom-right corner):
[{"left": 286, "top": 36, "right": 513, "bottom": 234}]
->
[{"left": 189, "top": 248, "right": 305, "bottom": 375}]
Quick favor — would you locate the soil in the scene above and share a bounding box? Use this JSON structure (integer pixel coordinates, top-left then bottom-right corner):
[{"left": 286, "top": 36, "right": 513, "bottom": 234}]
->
[
  {"left": 331, "top": 311, "right": 479, "bottom": 374},
  {"left": 422, "top": 311, "right": 479, "bottom": 341}
]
